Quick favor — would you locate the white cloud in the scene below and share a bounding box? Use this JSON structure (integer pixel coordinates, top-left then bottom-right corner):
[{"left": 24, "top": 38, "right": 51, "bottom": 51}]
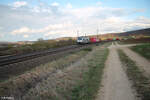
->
[
  {"left": 0, "top": 34, "right": 4, "bottom": 38},
  {"left": 11, "top": 16, "right": 150, "bottom": 37},
  {"left": 0, "top": 27, "right": 3, "bottom": 30},
  {"left": 96, "top": 2, "right": 102, "bottom": 6},
  {"left": 9, "top": 4, "right": 150, "bottom": 38},
  {"left": 44, "top": 30, "right": 73, "bottom": 36},
  {"left": 66, "top": 3, "right": 72, "bottom": 9},
  {"left": 31, "top": 6, "right": 52, "bottom": 13},
  {"left": 32, "top": 6, "right": 40, "bottom": 13},
  {"left": 51, "top": 2, "right": 59, "bottom": 7},
  {"left": 101, "top": 16, "right": 150, "bottom": 33},
  {"left": 11, "top": 22, "right": 74, "bottom": 36},
  {"left": 12, "top": 1, "right": 27, "bottom": 8},
  {"left": 12, "top": 27, "right": 31, "bottom": 35},
  {"left": 23, "top": 34, "right": 29, "bottom": 38},
  {"left": 132, "top": 8, "right": 145, "bottom": 13}
]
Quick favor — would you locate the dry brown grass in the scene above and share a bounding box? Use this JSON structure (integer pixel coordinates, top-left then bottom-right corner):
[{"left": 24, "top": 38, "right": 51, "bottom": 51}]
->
[
  {"left": 0, "top": 43, "right": 110, "bottom": 100},
  {"left": 22, "top": 59, "right": 88, "bottom": 100},
  {"left": 22, "top": 46, "right": 108, "bottom": 100},
  {"left": 0, "top": 50, "right": 89, "bottom": 99}
]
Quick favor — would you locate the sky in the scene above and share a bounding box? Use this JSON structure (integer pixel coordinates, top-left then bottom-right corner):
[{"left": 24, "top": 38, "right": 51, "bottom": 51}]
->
[{"left": 0, "top": 0, "right": 150, "bottom": 42}]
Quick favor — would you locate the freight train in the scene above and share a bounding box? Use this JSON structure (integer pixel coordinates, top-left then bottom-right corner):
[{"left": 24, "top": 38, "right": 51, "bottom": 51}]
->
[
  {"left": 77, "top": 36, "right": 100, "bottom": 44},
  {"left": 77, "top": 36, "right": 120, "bottom": 44}
]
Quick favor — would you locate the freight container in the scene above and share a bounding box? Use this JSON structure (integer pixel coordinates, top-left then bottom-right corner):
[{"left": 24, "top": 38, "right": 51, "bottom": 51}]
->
[{"left": 90, "top": 37, "right": 99, "bottom": 43}]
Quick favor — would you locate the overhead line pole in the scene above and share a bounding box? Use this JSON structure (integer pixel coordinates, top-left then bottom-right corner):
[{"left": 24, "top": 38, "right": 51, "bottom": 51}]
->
[
  {"left": 77, "top": 30, "right": 79, "bottom": 37},
  {"left": 97, "top": 28, "right": 99, "bottom": 38}
]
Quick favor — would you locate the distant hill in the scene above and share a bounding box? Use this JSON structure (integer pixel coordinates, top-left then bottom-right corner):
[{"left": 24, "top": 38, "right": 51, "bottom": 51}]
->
[
  {"left": 104, "top": 28, "right": 150, "bottom": 37},
  {"left": 117, "top": 28, "right": 150, "bottom": 36},
  {"left": 23, "top": 28, "right": 150, "bottom": 43},
  {"left": 82, "top": 28, "right": 150, "bottom": 40},
  {"left": 0, "top": 42, "right": 12, "bottom": 44}
]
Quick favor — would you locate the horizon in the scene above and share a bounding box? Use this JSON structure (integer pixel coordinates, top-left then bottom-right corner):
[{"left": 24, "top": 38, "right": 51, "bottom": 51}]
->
[
  {"left": 1, "top": 27, "right": 149, "bottom": 43},
  {"left": 0, "top": 0, "right": 150, "bottom": 42}
]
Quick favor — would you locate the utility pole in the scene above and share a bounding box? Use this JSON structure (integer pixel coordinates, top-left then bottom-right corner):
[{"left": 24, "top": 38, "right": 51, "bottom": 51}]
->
[
  {"left": 77, "top": 30, "right": 79, "bottom": 37},
  {"left": 97, "top": 28, "right": 99, "bottom": 38}
]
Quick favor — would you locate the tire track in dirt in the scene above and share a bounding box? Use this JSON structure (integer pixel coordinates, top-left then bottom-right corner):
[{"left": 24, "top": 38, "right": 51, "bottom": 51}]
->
[
  {"left": 96, "top": 43, "right": 137, "bottom": 100},
  {"left": 121, "top": 47, "right": 150, "bottom": 78}
]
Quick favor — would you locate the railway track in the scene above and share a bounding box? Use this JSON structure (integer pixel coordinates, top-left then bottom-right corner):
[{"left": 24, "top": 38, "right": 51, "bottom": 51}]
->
[
  {"left": 0, "top": 45, "right": 82, "bottom": 67},
  {"left": 0, "top": 42, "right": 106, "bottom": 82},
  {"left": 0, "top": 44, "right": 95, "bottom": 81}
]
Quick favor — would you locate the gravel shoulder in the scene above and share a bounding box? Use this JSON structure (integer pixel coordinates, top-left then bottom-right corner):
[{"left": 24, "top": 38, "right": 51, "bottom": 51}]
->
[{"left": 96, "top": 43, "right": 137, "bottom": 100}]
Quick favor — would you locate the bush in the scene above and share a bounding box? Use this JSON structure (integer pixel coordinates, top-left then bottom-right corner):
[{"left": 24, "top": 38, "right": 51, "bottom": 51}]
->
[
  {"left": 82, "top": 47, "right": 92, "bottom": 51},
  {"left": 0, "top": 39, "right": 76, "bottom": 56}
]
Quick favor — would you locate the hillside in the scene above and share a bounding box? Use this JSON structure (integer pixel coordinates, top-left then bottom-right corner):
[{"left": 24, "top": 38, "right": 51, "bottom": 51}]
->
[
  {"left": 88, "top": 28, "right": 150, "bottom": 39},
  {"left": 117, "top": 28, "right": 150, "bottom": 36}
]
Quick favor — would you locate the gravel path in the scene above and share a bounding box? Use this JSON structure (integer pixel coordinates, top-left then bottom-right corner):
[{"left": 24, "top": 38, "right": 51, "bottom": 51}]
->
[
  {"left": 96, "top": 43, "right": 137, "bottom": 100},
  {"left": 121, "top": 47, "right": 150, "bottom": 78}
]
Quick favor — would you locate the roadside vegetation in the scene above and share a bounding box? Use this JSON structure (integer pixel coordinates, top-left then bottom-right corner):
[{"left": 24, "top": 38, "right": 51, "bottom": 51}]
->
[
  {"left": 71, "top": 47, "right": 109, "bottom": 100},
  {"left": 131, "top": 43, "right": 150, "bottom": 60},
  {"left": 0, "top": 47, "right": 89, "bottom": 98},
  {"left": 118, "top": 49, "right": 150, "bottom": 100},
  {"left": 0, "top": 39, "right": 75, "bottom": 56},
  {"left": 0, "top": 43, "right": 109, "bottom": 100},
  {"left": 82, "top": 47, "right": 93, "bottom": 51}
]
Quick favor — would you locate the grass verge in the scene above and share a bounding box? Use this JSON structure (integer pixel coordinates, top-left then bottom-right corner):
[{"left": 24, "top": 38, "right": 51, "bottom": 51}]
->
[
  {"left": 118, "top": 49, "right": 150, "bottom": 100},
  {"left": 71, "top": 48, "right": 109, "bottom": 100},
  {"left": 131, "top": 43, "right": 150, "bottom": 60}
]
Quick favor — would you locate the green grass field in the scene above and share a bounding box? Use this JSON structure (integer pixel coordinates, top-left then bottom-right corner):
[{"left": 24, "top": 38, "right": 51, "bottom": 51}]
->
[{"left": 131, "top": 43, "right": 150, "bottom": 60}]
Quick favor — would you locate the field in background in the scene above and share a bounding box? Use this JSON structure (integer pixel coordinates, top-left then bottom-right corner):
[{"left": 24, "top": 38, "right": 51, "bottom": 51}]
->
[
  {"left": 131, "top": 43, "right": 150, "bottom": 60},
  {"left": 120, "top": 37, "right": 150, "bottom": 44},
  {"left": 0, "top": 39, "right": 75, "bottom": 56}
]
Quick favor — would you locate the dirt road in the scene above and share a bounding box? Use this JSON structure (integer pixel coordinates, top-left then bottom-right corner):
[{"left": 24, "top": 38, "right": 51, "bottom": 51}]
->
[
  {"left": 96, "top": 43, "right": 137, "bottom": 100},
  {"left": 115, "top": 42, "right": 150, "bottom": 77},
  {"left": 121, "top": 47, "right": 150, "bottom": 77}
]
